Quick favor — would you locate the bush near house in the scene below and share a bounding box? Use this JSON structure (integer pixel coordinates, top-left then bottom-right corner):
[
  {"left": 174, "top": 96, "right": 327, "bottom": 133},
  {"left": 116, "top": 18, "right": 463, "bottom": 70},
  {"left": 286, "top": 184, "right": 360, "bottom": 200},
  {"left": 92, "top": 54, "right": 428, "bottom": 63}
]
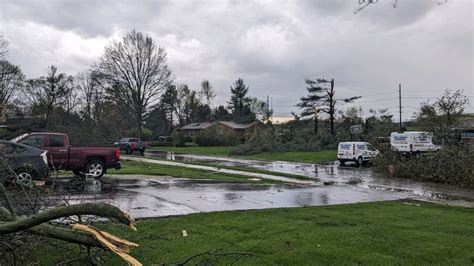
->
[
  {"left": 171, "top": 130, "right": 186, "bottom": 147},
  {"left": 193, "top": 128, "right": 239, "bottom": 146},
  {"left": 230, "top": 128, "right": 333, "bottom": 155}
]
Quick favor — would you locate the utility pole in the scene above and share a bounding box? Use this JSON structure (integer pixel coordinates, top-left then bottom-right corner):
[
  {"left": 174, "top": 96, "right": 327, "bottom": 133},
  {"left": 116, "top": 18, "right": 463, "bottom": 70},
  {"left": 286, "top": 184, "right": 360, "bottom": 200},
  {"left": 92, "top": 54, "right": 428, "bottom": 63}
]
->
[
  {"left": 266, "top": 95, "right": 270, "bottom": 114},
  {"left": 399, "top": 83, "right": 402, "bottom": 131},
  {"left": 270, "top": 96, "right": 273, "bottom": 121}
]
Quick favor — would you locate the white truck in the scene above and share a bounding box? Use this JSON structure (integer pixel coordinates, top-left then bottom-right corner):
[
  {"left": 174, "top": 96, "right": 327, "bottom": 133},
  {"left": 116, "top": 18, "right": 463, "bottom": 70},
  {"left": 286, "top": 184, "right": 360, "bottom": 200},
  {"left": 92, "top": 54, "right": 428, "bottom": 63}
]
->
[
  {"left": 390, "top": 131, "right": 441, "bottom": 155},
  {"left": 337, "top": 141, "right": 379, "bottom": 166}
]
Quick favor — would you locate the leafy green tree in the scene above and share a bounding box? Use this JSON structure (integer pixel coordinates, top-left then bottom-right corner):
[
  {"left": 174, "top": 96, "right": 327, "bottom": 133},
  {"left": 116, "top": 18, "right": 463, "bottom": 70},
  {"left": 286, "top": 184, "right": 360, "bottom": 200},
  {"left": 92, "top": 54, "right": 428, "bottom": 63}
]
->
[
  {"left": 213, "top": 105, "right": 232, "bottom": 121},
  {"left": 417, "top": 89, "right": 469, "bottom": 145},
  {"left": 227, "top": 78, "right": 255, "bottom": 123}
]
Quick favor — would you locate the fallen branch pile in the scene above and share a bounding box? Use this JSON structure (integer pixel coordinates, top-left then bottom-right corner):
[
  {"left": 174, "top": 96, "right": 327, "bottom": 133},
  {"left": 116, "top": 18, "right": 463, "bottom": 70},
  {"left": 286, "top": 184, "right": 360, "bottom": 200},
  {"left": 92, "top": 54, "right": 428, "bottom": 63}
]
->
[{"left": 0, "top": 160, "right": 142, "bottom": 265}]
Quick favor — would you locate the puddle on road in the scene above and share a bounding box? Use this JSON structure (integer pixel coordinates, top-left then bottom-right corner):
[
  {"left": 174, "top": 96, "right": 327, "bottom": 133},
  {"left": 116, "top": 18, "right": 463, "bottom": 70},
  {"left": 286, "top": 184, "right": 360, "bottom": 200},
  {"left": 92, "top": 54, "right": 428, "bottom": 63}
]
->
[
  {"left": 50, "top": 172, "right": 474, "bottom": 219},
  {"left": 47, "top": 151, "right": 474, "bottom": 219},
  {"left": 145, "top": 151, "right": 474, "bottom": 206},
  {"left": 52, "top": 175, "right": 408, "bottom": 218}
]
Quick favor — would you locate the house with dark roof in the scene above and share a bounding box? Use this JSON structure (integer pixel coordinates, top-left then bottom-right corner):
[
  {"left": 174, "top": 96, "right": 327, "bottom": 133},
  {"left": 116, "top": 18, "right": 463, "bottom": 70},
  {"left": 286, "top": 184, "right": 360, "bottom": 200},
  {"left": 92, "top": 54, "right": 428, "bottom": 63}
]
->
[
  {"left": 456, "top": 116, "right": 474, "bottom": 143},
  {"left": 216, "top": 121, "right": 262, "bottom": 140},
  {"left": 180, "top": 121, "right": 263, "bottom": 140},
  {"left": 180, "top": 122, "right": 216, "bottom": 138}
]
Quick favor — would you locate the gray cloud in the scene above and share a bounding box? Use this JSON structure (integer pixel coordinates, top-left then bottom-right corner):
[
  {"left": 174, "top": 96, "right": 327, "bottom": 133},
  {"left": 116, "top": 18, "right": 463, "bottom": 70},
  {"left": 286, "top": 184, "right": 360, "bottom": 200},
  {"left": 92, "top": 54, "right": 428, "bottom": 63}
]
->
[{"left": 0, "top": 0, "right": 472, "bottom": 118}]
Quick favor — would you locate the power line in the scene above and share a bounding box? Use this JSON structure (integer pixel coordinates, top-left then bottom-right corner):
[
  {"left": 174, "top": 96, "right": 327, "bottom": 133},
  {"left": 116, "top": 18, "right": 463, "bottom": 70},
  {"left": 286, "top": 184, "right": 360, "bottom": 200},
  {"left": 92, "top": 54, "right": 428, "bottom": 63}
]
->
[{"left": 353, "top": 97, "right": 398, "bottom": 103}]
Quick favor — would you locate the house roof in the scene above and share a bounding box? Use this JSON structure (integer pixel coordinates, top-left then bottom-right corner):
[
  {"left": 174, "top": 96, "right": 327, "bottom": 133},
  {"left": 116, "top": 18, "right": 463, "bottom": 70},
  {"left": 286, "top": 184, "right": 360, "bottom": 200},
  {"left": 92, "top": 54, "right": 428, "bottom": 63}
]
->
[
  {"left": 181, "top": 122, "right": 216, "bottom": 130},
  {"left": 218, "top": 121, "right": 261, "bottom": 129},
  {"left": 458, "top": 117, "right": 474, "bottom": 129}
]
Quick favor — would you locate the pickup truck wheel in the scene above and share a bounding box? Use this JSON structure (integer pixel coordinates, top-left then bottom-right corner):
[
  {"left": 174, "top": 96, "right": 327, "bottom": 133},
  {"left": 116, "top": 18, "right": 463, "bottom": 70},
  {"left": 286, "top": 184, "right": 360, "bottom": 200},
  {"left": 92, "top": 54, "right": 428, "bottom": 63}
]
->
[{"left": 86, "top": 160, "right": 105, "bottom": 178}]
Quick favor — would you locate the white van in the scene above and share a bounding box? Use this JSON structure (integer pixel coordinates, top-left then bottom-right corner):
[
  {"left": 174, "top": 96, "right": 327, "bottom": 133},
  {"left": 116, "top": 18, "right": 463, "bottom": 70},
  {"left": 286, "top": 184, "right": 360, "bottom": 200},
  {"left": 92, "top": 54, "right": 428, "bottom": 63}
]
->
[
  {"left": 337, "top": 142, "right": 379, "bottom": 166},
  {"left": 390, "top": 131, "right": 440, "bottom": 154}
]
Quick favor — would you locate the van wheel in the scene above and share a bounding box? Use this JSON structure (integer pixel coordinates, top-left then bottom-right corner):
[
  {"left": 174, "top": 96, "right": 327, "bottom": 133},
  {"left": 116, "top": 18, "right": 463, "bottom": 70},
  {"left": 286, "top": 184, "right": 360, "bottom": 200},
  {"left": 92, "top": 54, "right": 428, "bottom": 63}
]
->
[
  {"left": 126, "top": 146, "right": 132, "bottom": 155},
  {"left": 339, "top": 160, "right": 345, "bottom": 166},
  {"left": 357, "top": 156, "right": 363, "bottom": 166},
  {"left": 86, "top": 160, "right": 105, "bottom": 178}
]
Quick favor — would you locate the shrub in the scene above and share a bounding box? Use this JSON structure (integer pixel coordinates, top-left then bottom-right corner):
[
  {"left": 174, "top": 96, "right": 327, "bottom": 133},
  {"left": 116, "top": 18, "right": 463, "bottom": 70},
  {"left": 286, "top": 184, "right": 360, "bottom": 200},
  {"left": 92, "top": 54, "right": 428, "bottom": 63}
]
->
[
  {"left": 230, "top": 128, "right": 325, "bottom": 155},
  {"left": 194, "top": 128, "right": 239, "bottom": 146},
  {"left": 373, "top": 145, "right": 474, "bottom": 188},
  {"left": 125, "top": 128, "right": 153, "bottom": 140},
  {"left": 171, "top": 130, "right": 186, "bottom": 147}
]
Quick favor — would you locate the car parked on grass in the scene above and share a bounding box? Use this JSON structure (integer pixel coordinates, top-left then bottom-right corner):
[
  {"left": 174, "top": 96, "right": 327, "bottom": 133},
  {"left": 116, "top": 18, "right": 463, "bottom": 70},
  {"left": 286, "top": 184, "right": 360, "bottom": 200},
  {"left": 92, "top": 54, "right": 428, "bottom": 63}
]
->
[
  {"left": 113, "top": 138, "right": 147, "bottom": 155},
  {"left": 12, "top": 132, "right": 121, "bottom": 178},
  {"left": 0, "top": 140, "right": 49, "bottom": 184},
  {"left": 337, "top": 141, "right": 379, "bottom": 166}
]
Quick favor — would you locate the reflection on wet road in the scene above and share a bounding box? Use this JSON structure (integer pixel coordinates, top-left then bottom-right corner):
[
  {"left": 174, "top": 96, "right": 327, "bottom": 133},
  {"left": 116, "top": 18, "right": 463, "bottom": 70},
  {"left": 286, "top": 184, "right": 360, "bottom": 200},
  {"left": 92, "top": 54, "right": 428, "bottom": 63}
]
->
[
  {"left": 53, "top": 149, "right": 474, "bottom": 219},
  {"left": 144, "top": 151, "right": 474, "bottom": 204},
  {"left": 57, "top": 176, "right": 408, "bottom": 218}
]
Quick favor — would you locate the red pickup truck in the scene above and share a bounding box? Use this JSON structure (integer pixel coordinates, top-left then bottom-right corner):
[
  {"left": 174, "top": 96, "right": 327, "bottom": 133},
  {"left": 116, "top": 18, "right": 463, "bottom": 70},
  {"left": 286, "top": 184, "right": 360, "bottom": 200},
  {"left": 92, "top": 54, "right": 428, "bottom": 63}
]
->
[{"left": 12, "top": 132, "right": 121, "bottom": 178}]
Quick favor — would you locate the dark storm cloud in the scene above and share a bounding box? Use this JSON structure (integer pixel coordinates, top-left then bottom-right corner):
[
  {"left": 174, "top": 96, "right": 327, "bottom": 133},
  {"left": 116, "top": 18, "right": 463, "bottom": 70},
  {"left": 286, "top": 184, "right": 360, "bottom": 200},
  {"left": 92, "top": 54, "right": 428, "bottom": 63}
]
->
[{"left": 0, "top": 0, "right": 472, "bottom": 118}]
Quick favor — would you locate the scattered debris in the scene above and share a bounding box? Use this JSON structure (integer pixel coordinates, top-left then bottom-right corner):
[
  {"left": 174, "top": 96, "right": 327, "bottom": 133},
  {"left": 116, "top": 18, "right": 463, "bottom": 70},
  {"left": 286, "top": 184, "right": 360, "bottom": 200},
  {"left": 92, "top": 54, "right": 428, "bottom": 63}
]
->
[{"left": 72, "top": 224, "right": 141, "bottom": 266}]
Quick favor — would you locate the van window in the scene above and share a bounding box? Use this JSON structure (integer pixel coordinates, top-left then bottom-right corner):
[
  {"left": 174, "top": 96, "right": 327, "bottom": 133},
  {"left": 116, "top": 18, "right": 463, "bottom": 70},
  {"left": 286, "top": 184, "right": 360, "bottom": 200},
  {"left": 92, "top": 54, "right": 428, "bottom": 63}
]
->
[
  {"left": 20, "top": 135, "right": 45, "bottom": 149},
  {"left": 49, "top": 135, "right": 65, "bottom": 147},
  {"left": 391, "top": 134, "right": 408, "bottom": 144},
  {"left": 339, "top": 144, "right": 351, "bottom": 150},
  {"left": 366, "top": 144, "right": 376, "bottom": 151},
  {"left": 356, "top": 144, "right": 366, "bottom": 150}
]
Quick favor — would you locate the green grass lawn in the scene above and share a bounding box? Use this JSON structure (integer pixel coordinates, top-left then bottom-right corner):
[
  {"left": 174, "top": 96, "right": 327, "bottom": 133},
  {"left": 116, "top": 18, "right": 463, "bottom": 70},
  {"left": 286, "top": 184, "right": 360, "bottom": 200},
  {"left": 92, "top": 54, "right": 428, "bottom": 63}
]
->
[
  {"left": 148, "top": 146, "right": 337, "bottom": 163},
  {"left": 109, "top": 160, "right": 282, "bottom": 183},
  {"left": 28, "top": 200, "right": 474, "bottom": 265},
  {"left": 149, "top": 145, "right": 234, "bottom": 156}
]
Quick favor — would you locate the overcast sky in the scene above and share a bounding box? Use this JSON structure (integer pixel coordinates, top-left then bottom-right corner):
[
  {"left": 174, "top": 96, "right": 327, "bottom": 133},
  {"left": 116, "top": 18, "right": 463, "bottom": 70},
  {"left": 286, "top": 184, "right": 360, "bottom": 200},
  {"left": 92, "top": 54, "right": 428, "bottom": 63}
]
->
[{"left": 0, "top": 0, "right": 472, "bottom": 121}]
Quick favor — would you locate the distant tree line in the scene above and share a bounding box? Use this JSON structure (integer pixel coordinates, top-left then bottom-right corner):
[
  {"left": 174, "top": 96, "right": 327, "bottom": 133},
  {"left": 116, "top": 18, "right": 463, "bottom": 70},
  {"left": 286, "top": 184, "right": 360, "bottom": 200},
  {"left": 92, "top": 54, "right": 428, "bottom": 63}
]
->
[{"left": 0, "top": 32, "right": 271, "bottom": 143}]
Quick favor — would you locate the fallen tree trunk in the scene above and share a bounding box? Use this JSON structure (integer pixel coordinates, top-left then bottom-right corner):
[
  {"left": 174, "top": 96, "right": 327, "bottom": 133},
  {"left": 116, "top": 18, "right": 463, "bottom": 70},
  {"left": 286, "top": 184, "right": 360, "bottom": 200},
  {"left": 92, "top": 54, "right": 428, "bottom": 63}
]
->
[
  {"left": 27, "top": 224, "right": 103, "bottom": 247},
  {"left": 0, "top": 202, "right": 135, "bottom": 235}
]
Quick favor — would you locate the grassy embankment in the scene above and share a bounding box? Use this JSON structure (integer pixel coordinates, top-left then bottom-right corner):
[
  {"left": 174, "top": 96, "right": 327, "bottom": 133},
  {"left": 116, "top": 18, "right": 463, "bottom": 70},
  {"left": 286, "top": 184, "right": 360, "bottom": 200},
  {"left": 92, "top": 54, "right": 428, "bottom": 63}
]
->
[
  {"left": 148, "top": 146, "right": 337, "bottom": 164},
  {"left": 109, "top": 160, "right": 287, "bottom": 183},
  {"left": 29, "top": 200, "right": 474, "bottom": 265}
]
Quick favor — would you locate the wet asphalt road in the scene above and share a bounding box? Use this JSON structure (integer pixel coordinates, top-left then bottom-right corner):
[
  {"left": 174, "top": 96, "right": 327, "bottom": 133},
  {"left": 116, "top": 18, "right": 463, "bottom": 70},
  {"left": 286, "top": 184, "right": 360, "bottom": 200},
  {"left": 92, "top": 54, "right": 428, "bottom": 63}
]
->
[
  {"left": 57, "top": 175, "right": 408, "bottom": 219},
  {"left": 54, "top": 152, "right": 474, "bottom": 219}
]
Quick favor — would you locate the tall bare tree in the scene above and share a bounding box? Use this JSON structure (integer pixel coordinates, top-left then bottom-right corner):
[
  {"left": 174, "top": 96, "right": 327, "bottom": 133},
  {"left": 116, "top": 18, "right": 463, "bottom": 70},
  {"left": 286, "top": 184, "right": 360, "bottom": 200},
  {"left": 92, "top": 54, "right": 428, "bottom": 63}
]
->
[
  {"left": 95, "top": 30, "right": 172, "bottom": 138},
  {"left": 297, "top": 78, "right": 360, "bottom": 135},
  {"left": 77, "top": 70, "right": 104, "bottom": 121},
  {"left": 24, "top": 65, "right": 74, "bottom": 126},
  {"left": 0, "top": 60, "right": 24, "bottom": 115},
  {"left": 0, "top": 35, "right": 9, "bottom": 59},
  {"left": 199, "top": 80, "right": 216, "bottom": 107}
]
